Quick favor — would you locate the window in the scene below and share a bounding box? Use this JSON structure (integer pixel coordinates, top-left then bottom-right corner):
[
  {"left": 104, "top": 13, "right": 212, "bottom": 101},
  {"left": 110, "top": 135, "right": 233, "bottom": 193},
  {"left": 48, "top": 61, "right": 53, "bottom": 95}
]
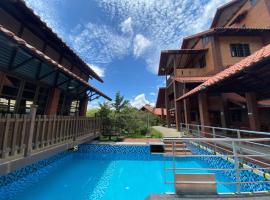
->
[
  {"left": 230, "top": 43, "right": 250, "bottom": 57},
  {"left": 202, "top": 36, "right": 209, "bottom": 45},
  {"left": 250, "top": 0, "right": 257, "bottom": 6}
]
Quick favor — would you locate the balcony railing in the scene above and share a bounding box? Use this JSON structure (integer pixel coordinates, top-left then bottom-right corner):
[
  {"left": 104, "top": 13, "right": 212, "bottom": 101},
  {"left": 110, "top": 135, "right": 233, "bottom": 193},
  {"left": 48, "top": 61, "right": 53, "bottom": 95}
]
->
[{"left": 0, "top": 105, "right": 101, "bottom": 160}]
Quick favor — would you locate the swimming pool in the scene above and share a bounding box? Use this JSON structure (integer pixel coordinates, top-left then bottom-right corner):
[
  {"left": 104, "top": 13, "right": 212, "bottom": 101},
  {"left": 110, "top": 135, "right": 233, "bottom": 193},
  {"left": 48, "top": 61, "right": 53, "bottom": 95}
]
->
[{"left": 0, "top": 143, "right": 269, "bottom": 200}]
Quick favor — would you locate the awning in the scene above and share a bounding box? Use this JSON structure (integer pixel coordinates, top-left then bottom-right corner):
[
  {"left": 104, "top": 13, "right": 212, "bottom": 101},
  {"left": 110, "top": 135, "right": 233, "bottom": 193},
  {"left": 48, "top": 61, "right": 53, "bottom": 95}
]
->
[
  {"left": 158, "top": 49, "right": 208, "bottom": 76},
  {"left": 172, "top": 76, "right": 210, "bottom": 83},
  {"left": 0, "top": 25, "right": 111, "bottom": 101},
  {"left": 176, "top": 44, "right": 270, "bottom": 101}
]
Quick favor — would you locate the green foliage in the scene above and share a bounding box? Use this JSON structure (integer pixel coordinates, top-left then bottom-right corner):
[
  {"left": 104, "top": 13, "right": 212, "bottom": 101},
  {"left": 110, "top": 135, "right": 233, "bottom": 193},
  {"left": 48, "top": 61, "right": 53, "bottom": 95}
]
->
[
  {"left": 95, "top": 92, "right": 162, "bottom": 140},
  {"left": 150, "top": 128, "right": 163, "bottom": 138},
  {"left": 86, "top": 108, "right": 99, "bottom": 117}
]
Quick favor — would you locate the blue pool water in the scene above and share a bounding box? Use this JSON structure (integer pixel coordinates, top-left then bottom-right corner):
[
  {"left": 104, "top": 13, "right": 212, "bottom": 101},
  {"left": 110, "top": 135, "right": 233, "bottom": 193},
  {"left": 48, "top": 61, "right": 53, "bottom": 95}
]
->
[{"left": 0, "top": 144, "right": 268, "bottom": 200}]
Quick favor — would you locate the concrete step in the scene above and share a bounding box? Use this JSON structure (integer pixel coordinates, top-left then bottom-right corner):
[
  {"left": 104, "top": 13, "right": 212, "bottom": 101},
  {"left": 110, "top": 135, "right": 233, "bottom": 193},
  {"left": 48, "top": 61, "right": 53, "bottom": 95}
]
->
[
  {"left": 165, "top": 143, "right": 186, "bottom": 148},
  {"left": 164, "top": 147, "right": 189, "bottom": 152}
]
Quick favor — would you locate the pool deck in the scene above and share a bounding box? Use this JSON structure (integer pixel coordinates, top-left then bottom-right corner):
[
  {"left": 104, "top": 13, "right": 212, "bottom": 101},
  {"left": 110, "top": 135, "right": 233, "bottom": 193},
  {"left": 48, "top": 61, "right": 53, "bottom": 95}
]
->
[{"left": 152, "top": 126, "right": 182, "bottom": 138}]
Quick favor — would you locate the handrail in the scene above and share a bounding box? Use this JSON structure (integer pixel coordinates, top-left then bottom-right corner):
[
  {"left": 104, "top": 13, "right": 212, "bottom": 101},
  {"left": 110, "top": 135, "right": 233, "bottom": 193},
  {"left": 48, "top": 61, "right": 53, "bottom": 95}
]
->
[
  {"left": 164, "top": 123, "right": 270, "bottom": 194},
  {"left": 180, "top": 123, "right": 270, "bottom": 136}
]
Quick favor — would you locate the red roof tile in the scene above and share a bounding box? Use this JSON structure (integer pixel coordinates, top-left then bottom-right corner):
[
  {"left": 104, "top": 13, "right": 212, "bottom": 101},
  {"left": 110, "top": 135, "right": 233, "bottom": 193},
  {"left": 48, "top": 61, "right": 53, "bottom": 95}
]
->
[
  {"left": 140, "top": 104, "right": 167, "bottom": 116},
  {"left": 176, "top": 44, "right": 270, "bottom": 101}
]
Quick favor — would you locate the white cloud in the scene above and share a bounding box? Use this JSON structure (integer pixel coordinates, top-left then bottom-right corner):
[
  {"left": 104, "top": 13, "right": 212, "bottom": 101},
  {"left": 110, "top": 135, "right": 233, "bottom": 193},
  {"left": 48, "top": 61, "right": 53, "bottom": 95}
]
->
[
  {"left": 87, "top": 63, "right": 105, "bottom": 77},
  {"left": 150, "top": 92, "right": 156, "bottom": 96},
  {"left": 68, "top": 22, "right": 132, "bottom": 65},
  {"left": 97, "top": 0, "right": 230, "bottom": 73},
  {"left": 120, "top": 17, "right": 133, "bottom": 34},
  {"left": 25, "top": 0, "right": 230, "bottom": 75},
  {"left": 130, "top": 93, "right": 154, "bottom": 109},
  {"left": 133, "top": 34, "right": 152, "bottom": 58}
]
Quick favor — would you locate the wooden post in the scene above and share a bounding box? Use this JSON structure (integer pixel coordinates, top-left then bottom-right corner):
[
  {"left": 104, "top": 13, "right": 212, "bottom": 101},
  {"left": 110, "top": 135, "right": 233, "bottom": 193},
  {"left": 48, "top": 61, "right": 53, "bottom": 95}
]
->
[
  {"left": 198, "top": 93, "right": 210, "bottom": 135},
  {"left": 183, "top": 84, "right": 191, "bottom": 124},
  {"left": 24, "top": 104, "right": 37, "bottom": 157},
  {"left": 2, "top": 114, "right": 11, "bottom": 159},
  {"left": 245, "top": 92, "right": 260, "bottom": 131}
]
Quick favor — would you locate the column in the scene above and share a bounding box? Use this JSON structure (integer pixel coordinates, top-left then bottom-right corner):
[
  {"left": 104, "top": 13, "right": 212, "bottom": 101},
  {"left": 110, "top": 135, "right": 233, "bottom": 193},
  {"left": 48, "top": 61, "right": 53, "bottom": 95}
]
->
[
  {"left": 245, "top": 92, "right": 260, "bottom": 131},
  {"left": 174, "top": 81, "right": 182, "bottom": 130},
  {"left": 79, "top": 97, "right": 88, "bottom": 116},
  {"left": 198, "top": 93, "right": 210, "bottom": 134},
  {"left": 45, "top": 88, "right": 61, "bottom": 115},
  {"left": 220, "top": 94, "right": 228, "bottom": 128},
  {"left": 183, "top": 85, "right": 191, "bottom": 124},
  {"left": 165, "top": 88, "right": 171, "bottom": 128}
]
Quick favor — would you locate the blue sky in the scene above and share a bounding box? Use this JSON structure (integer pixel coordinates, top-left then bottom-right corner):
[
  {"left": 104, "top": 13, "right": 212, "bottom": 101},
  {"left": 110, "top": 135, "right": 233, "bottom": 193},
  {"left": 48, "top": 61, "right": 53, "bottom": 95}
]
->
[{"left": 24, "top": 0, "right": 228, "bottom": 109}]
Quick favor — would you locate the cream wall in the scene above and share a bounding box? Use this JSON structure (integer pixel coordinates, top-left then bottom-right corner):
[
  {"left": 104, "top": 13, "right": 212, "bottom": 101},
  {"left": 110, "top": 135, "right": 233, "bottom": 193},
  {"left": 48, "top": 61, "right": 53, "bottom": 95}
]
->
[
  {"left": 218, "top": 36, "right": 264, "bottom": 67},
  {"left": 226, "top": 0, "right": 270, "bottom": 28}
]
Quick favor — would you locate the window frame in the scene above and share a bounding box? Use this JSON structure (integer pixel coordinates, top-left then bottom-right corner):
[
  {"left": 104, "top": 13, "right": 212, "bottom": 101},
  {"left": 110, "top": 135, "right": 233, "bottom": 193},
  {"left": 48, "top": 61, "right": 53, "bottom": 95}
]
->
[{"left": 230, "top": 43, "right": 251, "bottom": 57}]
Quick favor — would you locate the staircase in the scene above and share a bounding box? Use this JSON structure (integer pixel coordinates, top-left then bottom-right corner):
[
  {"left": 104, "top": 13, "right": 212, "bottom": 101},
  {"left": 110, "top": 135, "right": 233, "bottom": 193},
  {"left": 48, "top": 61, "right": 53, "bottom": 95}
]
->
[{"left": 163, "top": 139, "right": 192, "bottom": 155}]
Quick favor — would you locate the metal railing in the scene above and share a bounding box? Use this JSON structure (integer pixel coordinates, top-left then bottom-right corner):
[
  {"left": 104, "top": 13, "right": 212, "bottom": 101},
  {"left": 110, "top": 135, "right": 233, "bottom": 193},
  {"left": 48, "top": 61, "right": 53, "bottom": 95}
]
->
[
  {"left": 164, "top": 124, "right": 270, "bottom": 194},
  {"left": 0, "top": 105, "right": 101, "bottom": 160}
]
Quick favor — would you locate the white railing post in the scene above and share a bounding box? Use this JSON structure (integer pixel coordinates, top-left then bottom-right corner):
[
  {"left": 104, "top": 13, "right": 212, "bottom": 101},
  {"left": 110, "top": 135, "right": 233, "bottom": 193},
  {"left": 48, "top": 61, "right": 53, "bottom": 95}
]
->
[{"left": 212, "top": 127, "right": 217, "bottom": 152}]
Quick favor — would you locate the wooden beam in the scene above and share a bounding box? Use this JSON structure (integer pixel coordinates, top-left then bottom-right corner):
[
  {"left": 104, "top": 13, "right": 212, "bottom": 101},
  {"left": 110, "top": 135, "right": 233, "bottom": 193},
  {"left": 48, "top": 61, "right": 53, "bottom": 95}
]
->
[{"left": 14, "top": 80, "right": 25, "bottom": 113}]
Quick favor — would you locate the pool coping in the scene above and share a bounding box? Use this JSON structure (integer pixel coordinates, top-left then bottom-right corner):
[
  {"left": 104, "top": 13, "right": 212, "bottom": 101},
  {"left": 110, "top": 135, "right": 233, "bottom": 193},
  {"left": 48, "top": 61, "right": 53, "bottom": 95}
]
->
[{"left": 147, "top": 193, "right": 270, "bottom": 199}]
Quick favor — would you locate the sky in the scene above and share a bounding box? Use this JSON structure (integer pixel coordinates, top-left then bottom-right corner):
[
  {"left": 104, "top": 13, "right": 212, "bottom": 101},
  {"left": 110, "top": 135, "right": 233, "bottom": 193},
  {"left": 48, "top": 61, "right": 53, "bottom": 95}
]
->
[{"left": 24, "top": 0, "right": 229, "bottom": 109}]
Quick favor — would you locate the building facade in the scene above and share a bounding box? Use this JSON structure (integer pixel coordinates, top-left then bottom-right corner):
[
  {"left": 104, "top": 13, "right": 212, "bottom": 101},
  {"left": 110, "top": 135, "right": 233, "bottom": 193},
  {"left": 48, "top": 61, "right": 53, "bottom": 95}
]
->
[
  {"left": 157, "top": 0, "right": 270, "bottom": 131},
  {"left": 0, "top": 0, "right": 110, "bottom": 116}
]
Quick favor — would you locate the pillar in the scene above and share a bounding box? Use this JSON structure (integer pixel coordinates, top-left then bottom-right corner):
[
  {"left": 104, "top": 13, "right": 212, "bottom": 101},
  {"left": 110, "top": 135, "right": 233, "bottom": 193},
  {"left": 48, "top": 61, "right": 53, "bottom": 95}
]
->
[
  {"left": 79, "top": 97, "right": 88, "bottom": 116},
  {"left": 45, "top": 88, "right": 61, "bottom": 115},
  {"left": 183, "top": 85, "right": 191, "bottom": 124},
  {"left": 165, "top": 88, "right": 171, "bottom": 128},
  {"left": 174, "top": 81, "right": 182, "bottom": 130},
  {"left": 198, "top": 93, "right": 210, "bottom": 134},
  {"left": 245, "top": 92, "right": 260, "bottom": 131},
  {"left": 220, "top": 94, "right": 229, "bottom": 128}
]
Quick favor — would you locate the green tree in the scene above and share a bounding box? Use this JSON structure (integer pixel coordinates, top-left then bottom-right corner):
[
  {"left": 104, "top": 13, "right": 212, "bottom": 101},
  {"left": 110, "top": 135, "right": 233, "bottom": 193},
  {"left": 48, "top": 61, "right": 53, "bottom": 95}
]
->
[{"left": 112, "top": 91, "right": 129, "bottom": 113}]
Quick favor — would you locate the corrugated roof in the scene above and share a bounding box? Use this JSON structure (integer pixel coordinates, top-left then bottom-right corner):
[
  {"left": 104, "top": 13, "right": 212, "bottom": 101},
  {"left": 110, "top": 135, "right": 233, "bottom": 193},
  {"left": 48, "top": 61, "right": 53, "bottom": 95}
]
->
[
  {"left": 0, "top": 25, "right": 111, "bottom": 101},
  {"left": 1, "top": 0, "right": 103, "bottom": 82},
  {"left": 176, "top": 44, "right": 270, "bottom": 101}
]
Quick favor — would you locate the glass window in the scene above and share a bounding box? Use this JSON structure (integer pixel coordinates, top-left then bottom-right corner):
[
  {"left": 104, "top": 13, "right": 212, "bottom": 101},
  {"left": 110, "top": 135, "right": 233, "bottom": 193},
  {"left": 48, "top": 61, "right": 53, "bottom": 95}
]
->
[{"left": 230, "top": 43, "right": 250, "bottom": 57}]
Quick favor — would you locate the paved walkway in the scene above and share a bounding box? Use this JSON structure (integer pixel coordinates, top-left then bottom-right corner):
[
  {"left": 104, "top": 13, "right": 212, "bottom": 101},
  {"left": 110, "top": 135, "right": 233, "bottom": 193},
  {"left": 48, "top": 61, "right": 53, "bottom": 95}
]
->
[{"left": 152, "top": 126, "right": 182, "bottom": 138}]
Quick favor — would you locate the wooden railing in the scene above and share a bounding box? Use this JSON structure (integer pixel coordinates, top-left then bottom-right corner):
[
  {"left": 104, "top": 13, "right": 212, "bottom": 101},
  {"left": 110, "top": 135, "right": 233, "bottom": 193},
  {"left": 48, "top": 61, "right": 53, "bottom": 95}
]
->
[{"left": 0, "top": 105, "right": 101, "bottom": 160}]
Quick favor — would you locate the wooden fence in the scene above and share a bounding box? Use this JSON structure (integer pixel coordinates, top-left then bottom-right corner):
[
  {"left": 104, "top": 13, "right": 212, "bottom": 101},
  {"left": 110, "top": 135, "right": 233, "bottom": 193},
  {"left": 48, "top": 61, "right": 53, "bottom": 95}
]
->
[{"left": 0, "top": 106, "right": 101, "bottom": 160}]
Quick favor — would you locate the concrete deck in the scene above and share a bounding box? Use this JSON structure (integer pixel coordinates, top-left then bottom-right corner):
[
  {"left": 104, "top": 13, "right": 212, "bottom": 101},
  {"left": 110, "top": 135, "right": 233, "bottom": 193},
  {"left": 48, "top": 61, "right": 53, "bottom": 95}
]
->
[{"left": 152, "top": 126, "right": 182, "bottom": 138}]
